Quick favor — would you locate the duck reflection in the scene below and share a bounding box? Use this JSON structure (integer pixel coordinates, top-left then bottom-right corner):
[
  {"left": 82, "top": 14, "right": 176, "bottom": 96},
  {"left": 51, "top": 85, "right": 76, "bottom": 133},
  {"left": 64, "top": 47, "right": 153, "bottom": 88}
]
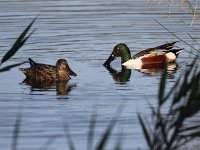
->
[
  {"left": 22, "top": 78, "right": 76, "bottom": 96},
  {"left": 136, "top": 62, "right": 178, "bottom": 76},
  {"left": 56, "top": 81, "right": 76, "bottom": 95},
  {"left": 104, "top": 62, "right": 178, "bottom": 82},
  {"left": 104, "top": 65, "right": 131, "bottom": 84}
]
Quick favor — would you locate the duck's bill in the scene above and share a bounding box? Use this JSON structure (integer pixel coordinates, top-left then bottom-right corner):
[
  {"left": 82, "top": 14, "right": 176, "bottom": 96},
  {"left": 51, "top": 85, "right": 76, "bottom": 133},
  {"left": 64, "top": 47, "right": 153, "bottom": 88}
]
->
[
  {"left": 103, "top": 54, "right": 115, "bottom": 67},
  {"left": 68, "top": 67, "right": 77, "bottom": 76}
]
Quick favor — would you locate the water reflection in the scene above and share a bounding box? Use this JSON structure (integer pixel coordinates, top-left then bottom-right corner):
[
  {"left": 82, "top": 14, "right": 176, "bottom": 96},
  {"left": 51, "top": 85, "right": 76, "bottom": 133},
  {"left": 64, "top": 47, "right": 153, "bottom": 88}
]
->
[
  {"left": 22, "top": 78, "right": 76, "bottom": 96},
  {"left": 104, "top": 66, "right": 131, "bottom": 84},
  {"left": 105, "top": 62, "right": 178, "bottom": 82},
  {"left": 136, "top": 62, "right": 178, "bottom": 76}
]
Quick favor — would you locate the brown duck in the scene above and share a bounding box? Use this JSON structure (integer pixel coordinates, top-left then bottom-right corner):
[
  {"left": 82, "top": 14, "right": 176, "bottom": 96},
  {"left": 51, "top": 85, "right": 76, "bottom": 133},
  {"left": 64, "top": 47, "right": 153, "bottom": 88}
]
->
[{"left": 20, "top": 58, "right": 77, "bottom": 81}]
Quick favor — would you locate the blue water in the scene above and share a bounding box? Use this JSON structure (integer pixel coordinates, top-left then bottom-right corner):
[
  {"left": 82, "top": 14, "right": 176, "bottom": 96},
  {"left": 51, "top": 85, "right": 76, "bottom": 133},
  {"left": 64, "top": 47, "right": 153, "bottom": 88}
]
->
[{"left": 0, "top": 0, "right": 199, "bottom": 149}]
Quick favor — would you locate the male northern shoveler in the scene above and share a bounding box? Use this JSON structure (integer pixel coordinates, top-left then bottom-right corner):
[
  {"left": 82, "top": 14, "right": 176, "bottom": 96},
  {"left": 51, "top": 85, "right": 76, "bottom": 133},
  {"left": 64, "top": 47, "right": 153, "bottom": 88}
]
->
[
  {"left": 103, "top": 42, "right": 184, "bottom": 69},
  {"left": 20, "top": 58, "right": 77, "bottom": 81}
]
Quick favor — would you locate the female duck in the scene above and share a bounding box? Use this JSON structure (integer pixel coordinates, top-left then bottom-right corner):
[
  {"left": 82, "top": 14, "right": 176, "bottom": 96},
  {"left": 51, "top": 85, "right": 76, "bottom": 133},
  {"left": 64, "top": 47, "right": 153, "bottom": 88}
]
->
[
  {"left": 20, "top": 58, "right": 77, "bottom": 81},
  {"left": 104, "top": 42, "right": 184, "bottom": 69}
]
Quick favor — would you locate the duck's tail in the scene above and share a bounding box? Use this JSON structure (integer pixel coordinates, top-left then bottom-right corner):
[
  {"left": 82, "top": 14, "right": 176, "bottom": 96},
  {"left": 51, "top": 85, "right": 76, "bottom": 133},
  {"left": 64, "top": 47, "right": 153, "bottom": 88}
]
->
[
  {"left": 19, "top": 58, "right": 33, "bottom": 75},
  {"left": 28, "top": 58, "right": 37, "bottom": 66},
  {"left": 169, "top": 48, "right": 184, "bottom": 56},
  {"left": 155, "top": 41, "right": 178, "bottom": 50},
  {"left": 19, "top": 67, "right": 27, "bottom": 74}
]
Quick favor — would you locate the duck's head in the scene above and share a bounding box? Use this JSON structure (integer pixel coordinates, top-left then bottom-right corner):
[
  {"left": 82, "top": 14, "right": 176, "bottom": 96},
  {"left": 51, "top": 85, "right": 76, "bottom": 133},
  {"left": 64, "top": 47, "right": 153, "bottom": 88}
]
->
[
  {"left": 104, "top": 43, "right": 131, "bottom": 67},
  {"left": 56, "top": 59, "right": 77, "bottom": 78}
]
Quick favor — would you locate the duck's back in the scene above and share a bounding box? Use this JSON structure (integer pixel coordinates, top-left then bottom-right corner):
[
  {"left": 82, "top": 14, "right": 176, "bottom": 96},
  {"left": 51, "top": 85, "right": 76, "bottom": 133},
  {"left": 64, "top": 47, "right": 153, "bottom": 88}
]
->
[
  {"left": 20, "top": 58, "right": 57, "bottom": 81},
  {"left": 132, "top": 42, "right": 177, "bottom": 59}
]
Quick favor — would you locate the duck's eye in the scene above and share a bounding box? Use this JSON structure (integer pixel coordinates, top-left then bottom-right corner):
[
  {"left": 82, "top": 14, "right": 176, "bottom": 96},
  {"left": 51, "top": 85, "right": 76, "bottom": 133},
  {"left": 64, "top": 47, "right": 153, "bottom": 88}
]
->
[{"left": 116, "top": 47, "right": 120, "bottom": 52}]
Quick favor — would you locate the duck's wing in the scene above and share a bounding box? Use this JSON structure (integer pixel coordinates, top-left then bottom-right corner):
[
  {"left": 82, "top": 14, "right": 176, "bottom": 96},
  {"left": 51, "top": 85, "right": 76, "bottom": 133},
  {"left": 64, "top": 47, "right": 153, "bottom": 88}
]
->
[
  {"left": 28, "top": 58, "right": 55, "bottom": 73},
  {"left": 20, "top": 58, "right": 57, "bottom": 80},
  {"left": 33, "top": 64, "right": 57, "bottom": 80},
  {"left": 132, "top": 42, "right": 177, "bottom": 59}
]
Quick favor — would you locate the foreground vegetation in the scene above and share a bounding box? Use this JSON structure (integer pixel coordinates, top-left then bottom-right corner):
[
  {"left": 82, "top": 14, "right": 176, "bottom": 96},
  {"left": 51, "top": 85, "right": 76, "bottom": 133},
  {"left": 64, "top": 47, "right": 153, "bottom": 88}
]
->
[
  {"left": 0, "top": 17, "right": 36, "bottom": 72},
  {"left": 147, "top": 0, "right": 200, "bottom": 25},
  {"left": 139, "top": 60, "right": 200, "bottom": 150}
]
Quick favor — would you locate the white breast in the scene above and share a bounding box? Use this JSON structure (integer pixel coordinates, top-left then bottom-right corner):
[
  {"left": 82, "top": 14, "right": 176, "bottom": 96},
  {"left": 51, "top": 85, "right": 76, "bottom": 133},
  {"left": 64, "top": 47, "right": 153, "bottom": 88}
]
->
[{"left": 122, "top": 57, "right": 143, "bottom": 69}]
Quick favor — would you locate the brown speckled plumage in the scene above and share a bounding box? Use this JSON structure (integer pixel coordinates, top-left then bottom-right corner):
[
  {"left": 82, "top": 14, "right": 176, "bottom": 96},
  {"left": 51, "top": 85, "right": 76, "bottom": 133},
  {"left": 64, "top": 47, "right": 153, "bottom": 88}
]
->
[{"left": 20, "top": 58, "right": 77, "bottom": 81}]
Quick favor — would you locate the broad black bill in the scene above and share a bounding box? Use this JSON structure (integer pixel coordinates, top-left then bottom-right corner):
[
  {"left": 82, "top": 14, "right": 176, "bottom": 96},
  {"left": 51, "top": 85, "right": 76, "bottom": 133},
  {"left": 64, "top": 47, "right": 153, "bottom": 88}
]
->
[
  {"left": 67, "top": 66, "right": 77, "bottom": 77},
  {"left": 103, "top": 54, "right": 115, "bottom": 67}
]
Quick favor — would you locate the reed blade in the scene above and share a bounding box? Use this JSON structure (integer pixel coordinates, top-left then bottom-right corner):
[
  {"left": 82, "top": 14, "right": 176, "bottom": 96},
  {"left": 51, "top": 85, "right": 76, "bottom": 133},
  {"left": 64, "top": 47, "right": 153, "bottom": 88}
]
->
[
  {"left": 0, "top": 61, "right": 27, "bottom": 72},
  {"left": 87, "top": 112, "right": 97, "bottom": 150},
  {"left": 158, "top": 63, "right": 167, "bottom": 106},
  {"left": 95, "top": 105, "right": 123, "bottom": 150},
  {"left": 155, "top": 19, "right": 199, "bottom": 56},
  {"left": 39, "top": 135, "right": 60, "bottom": 150},
  {"left": 63, "top": 123, "right": 76, "bottom": 150},
  {"left": 11, "top": 109, "right": 23, "bottom": 150},
  {"left": 0, "top": 17, "right": 37, "bottom": 65},
  {"left": 137, "top": 114, "right": 152, "bottom": 149}
]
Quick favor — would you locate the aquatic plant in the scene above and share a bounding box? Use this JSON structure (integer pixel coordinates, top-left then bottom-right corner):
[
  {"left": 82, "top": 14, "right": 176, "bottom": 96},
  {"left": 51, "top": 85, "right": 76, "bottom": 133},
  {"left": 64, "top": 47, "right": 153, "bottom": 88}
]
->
[
  {"left": 146, "top": 0, "right": 200, "bottom": 26},
  {"left": 63, "top": 106, "right": 123, "bottom": 150},
  {"left": 138, "top": 59, "right": 200, "bottom": 150},
  {"left": 11, "top": 105, "right": 123, "bottom": 150},
  {"left": 0, "top": 17, "right": 36, "bottom": 72},
  {"left": 155, "top": 20, "right": 200, "bottom": 61}
]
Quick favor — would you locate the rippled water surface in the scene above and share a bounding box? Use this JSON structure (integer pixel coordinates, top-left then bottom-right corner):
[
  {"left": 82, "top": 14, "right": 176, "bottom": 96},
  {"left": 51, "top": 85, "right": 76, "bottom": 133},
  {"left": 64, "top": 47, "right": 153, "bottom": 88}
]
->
[{"left": 0, "top": 0, "right": 199, "bottom": 149}]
